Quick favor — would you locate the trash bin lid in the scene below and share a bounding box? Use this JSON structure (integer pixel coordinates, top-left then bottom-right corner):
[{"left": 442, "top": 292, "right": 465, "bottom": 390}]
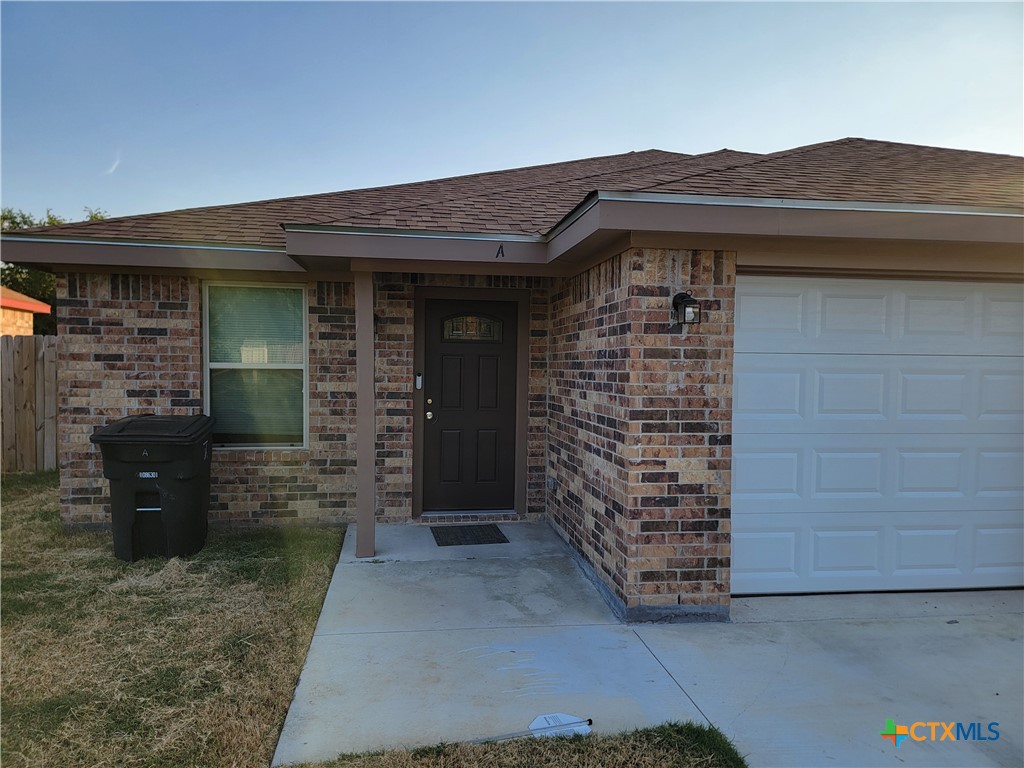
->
[{"left": 90, "top": 414, "right": 216, "bottom": 444}]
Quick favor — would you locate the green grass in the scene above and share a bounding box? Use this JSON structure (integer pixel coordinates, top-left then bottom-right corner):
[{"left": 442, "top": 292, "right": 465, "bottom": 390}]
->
[{"left": 308, "top": 722, "right": 748, "bottom": 768}]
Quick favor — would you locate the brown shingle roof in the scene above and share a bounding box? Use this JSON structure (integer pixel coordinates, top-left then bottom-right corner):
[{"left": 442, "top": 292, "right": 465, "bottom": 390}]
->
[
  {"left": 647, "top": 138, "right": 1024, "bottom": 208},
  {"left": 16, "top": 139, "right": 1023, "bottom": 248},
  {"left": 18, "top": 149, "right": 693, "bottom": 248}
]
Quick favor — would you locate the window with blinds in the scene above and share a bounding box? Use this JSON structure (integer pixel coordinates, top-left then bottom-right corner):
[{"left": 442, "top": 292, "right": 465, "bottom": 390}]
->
[{"left": 204, "top": 284, "right": 307, "bottom": 447}]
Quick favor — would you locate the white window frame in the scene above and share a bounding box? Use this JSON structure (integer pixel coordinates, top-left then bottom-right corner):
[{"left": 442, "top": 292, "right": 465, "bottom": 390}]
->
[{"left": 202, "top": 281, "right": 309, "bottom": 450}]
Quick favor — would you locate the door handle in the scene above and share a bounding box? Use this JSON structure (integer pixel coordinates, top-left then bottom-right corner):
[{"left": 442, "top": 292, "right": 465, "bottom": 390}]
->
[{"left": 426, "top": 411, "right": 434, "bottom": 420}]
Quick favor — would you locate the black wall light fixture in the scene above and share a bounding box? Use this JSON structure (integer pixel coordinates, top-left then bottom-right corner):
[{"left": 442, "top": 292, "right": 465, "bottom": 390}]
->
[{"left": 669, "top": 290, "right": 702, "bottom": 331}]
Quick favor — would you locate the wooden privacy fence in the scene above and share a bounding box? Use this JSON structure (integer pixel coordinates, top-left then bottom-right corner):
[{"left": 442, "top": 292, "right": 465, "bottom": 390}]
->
[{"left": 1, "top": 335, "right": 57, "bottom": 474}]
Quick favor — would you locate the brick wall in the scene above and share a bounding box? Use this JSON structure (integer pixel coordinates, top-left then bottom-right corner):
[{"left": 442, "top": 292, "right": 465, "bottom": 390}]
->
[
  {"left": 548, "top": 254, "right": 634, "bottom": 604},
  {"left": 373, "top": 273, "right": 550, "bottom": 521},
  {"left": 57, "top": 259, "right": 735, "bottom": 620},
  {"left": 547, "top": 248, "right": 736, "bottom": 621},
  {"left": 207, "top": 281, "right": 358, "bottom": 524},
  {"left": 56, "top": 275, "right": 359, "bottom": 527},
  {"left": 56, "top": 272, "right": 547, "bottom": 528},
  {"left": 57, "top": 273, "right": 203, "bottom": 525}
]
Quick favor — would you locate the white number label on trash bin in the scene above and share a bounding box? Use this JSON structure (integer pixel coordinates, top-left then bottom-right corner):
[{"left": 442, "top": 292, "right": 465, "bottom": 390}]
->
[{"left": 138, "top": 471, "right": 159, "bottom": 479}]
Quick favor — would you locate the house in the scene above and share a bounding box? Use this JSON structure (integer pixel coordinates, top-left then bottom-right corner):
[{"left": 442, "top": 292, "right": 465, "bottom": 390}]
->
[
  {"left": 1, "top": 286, "right": 51, "bottom": 336},
  {"left": 2, "top": 137, "right": 1022, "bottom": 621}
]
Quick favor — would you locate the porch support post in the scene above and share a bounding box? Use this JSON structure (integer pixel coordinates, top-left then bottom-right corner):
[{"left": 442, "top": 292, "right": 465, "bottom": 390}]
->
[{"left": 354, "top": 271, "right": 375, "bottom": 558}]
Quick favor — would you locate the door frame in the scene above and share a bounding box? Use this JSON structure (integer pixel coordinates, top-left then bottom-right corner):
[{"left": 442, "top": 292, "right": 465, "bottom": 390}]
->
[{"left": 413, "top": 286, "right": 530, "bottom": 518}]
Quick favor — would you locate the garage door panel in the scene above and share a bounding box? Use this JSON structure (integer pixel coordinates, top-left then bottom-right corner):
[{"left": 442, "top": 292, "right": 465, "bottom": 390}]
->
[
  {"left": 734, "top": 370, "right": 803, "bottom": 419},
  {"left": 735, "top": 355, "right": 1022, "bottom": 433},
  {"left": 892, "top": 527, "right": 963, "bottom": 573},
  {"left": 819, "top": 291, "right": 890, "bottom": 337},
  {"left": 974, "top": 526, "right": 1024, "bottom": 571},
  {"left": 977, "top": 450, "right": 1024, "bottom": 496},
  {"left": 902, "top": 294, "right": 971, "bottom": 338},
  {"left": 732, "top": 449, "right": 802, "bottom": 498},
  {"left": 734, "top": 276, "right": 1023, "bottom": 594},
  {"left": 817, "top": 371, "right": 886, "bottom": 418},
  {"left": 734, "top": 433, "right": 1022, "bottom": 513},
  {"left": 980, "top": 372, "right": 1024, "bottom": 418},
  {"left": 896, "top": 449, "right": 967, "bottom": 497},
  {"left": 732, "top": 510, "right": 1024, "bottom": 594},
  {"left": 811, "top": 529, "right": 883, "bottom": 575},
  {"left": 736, "top": 277, "right": 1023, "bottom": 356},
  {"left": 814, "top": 450, "right": 884, "bottom": 497},
  {"left": 984, "top": 295, "right": 1024, "bottom": 338}
]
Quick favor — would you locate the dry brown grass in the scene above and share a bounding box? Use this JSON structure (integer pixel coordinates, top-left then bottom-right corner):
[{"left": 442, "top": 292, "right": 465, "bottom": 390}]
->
[
  {"left": 2, "top": 473, "right": 747, "bottom": 768},
  {"left": 1, "top": 471, "right": 342, "bottom": 768}
]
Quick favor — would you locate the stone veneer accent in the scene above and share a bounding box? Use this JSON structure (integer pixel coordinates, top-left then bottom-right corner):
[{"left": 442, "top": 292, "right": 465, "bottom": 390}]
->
[{"left": 547, "top": 248, "right": 736, "bottom": 621}]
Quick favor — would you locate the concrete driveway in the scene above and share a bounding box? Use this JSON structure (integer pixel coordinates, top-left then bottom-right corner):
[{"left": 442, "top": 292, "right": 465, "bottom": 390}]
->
[{"left": 273, "top": 522, "right": 1023, "bottom": 768}]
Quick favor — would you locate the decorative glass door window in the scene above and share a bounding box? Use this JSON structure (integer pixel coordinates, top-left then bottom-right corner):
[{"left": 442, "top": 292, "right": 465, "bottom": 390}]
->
[{"left": 442, "top": 314, "right": 502, "bottom": 342}]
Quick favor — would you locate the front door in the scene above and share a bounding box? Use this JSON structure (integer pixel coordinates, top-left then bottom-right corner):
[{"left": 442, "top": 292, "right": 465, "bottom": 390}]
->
[{"left": 422, "top": 299, "right": 517, "bottom": 512}]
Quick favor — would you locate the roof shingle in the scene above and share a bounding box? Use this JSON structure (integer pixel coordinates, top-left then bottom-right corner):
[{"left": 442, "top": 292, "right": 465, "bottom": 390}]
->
[{"left": 15, "top": 138, "right": 1022, "bottom": 248}]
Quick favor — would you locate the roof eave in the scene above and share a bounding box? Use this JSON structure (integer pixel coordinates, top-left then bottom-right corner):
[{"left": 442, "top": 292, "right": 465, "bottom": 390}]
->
[
  {"left": 0, "top": 296, "right": 51, "bottom": 313},
  {"left": 2, "top": 192, "right": 1020, "bottom": 274},
  {"left": 286, "top": 192, "right": 1024, "bottom": 268},
  {"left": 0, "top": 235, "right": 299, "bottom": 273}
]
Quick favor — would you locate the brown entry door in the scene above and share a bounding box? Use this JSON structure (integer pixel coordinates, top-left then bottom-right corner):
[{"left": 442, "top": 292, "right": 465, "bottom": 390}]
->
[{"left": 423, "top": 299, "right": 517, "bottom": 512}]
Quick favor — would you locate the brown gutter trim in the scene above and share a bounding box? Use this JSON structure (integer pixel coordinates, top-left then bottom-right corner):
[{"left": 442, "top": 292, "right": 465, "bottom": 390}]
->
[
  {"left": 286, "top": 230, "right": 547, "bottom": 264},
  {"left": 348, "top": 258, "right": 568, "bottom": 277},
  {"left": 354, "top": 272, "right": 376, "bottom": 558},
  {"left": 291, "top": 196, "right": 1023, "bottom": 267},
  {"left": 0, "top": 238, "right": 302, "bottom": 273}
]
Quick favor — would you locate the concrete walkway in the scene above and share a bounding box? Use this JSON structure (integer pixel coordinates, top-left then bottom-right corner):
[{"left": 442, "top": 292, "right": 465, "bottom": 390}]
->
[{"left": 273, "top": 522, "right": 1023, "bottom": 768}]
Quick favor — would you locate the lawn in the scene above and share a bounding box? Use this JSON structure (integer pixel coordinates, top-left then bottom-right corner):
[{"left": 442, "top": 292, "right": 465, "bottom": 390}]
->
[
  {"left": 1, "top": 470, "right": 343, "bottom": 768},
  {"left": 1, "top": 472, "right": 747, "bottom": 768}
]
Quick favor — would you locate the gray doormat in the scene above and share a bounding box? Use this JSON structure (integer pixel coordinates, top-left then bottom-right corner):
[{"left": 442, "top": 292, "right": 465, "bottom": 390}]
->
[{"left": 431, "top": 524, "right": 509, "bottom": 547}]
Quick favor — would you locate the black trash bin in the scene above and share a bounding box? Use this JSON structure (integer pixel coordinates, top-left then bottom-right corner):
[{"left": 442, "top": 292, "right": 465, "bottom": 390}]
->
[{"left": 90, "top": 414, "right": 216, "bottom": 562}]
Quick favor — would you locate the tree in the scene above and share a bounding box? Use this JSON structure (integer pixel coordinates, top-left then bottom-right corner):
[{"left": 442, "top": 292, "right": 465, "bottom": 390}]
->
[{"left": 1, "top": 207, "right": 107, "bottom": 335}]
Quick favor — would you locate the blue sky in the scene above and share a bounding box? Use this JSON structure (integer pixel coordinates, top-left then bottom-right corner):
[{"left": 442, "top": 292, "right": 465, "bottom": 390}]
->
[{"left": 2, "top": 1, "right": 1022, "bottom": 221}]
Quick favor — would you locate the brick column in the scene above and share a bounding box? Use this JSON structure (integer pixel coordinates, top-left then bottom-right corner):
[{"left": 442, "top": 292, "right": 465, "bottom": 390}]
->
[
  {"left": 548, "top": 248, "right": 735, "bottom": 621},
  {"left": 620, "top": 248, "right": 735, "bottom": 621}
]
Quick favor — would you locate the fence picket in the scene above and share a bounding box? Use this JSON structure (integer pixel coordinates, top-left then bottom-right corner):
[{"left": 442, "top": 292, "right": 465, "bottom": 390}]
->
[
  {"left": 1, "top": 335, "right": 58, "bottom": 474},
  {"left": 15, "top": 338, "right": 35, "bottom": 471},
  {"left": 43, "top": 337, "right": 58, "bottom": 471},
  {"left": 1, "top": 337, "right": 16, "bottom": 471}
]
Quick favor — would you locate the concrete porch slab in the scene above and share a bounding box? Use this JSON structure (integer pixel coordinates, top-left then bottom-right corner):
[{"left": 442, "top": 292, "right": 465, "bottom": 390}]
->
[
  {"left": 315, "top": 555, "right": 619, "bottom": 634},
  {"left": 274, "top": 522, "right": 1024, "bottom": 767},
  {"left": 338, "top": 520, "right": 567, "bottom": 563}
]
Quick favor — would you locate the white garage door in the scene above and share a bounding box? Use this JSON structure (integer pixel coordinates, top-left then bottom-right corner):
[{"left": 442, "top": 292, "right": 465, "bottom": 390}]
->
[{"left": 732, "top": 276, "right": 1024, "bottom": 594}]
